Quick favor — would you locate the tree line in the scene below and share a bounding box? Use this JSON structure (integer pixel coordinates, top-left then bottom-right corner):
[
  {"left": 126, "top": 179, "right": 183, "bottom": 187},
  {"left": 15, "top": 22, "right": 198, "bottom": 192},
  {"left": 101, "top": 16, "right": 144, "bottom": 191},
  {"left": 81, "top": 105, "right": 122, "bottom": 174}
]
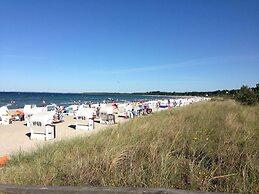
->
[{"left": 133, "top": 83, "right": 259, "bottom": 105}]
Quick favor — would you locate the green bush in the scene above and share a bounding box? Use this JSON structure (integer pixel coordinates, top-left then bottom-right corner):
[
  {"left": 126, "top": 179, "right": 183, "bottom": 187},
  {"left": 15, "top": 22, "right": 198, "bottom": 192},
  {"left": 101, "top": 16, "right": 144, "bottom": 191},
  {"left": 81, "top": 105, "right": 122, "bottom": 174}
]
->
[
  {"left": 256, "top": 84, "right": 259, "bottom": 101},
  {"left": 235, "top": 85, "right": 257, "bottom": 105}
]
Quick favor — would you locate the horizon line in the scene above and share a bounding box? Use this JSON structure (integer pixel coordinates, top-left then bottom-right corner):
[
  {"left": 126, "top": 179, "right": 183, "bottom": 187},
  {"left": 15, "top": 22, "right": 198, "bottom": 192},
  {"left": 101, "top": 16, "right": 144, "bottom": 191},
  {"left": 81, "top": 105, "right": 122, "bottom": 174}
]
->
[{"left": 0, "top": 88, "right": 242, "bottom": 94}]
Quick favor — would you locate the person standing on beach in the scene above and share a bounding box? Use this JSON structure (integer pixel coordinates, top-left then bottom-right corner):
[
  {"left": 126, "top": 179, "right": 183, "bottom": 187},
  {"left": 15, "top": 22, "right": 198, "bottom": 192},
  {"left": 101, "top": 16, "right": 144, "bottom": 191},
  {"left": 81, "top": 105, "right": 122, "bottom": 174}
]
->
[{"left": 156, "top": 101, "right": 160, "bottom": 111}]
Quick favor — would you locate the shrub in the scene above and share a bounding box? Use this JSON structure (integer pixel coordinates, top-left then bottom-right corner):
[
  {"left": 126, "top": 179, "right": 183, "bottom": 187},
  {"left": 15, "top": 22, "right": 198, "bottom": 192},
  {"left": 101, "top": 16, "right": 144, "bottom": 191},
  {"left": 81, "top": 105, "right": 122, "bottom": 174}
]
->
[
  {"left": 235, "top": 85, "right": 257, "bottom": 105},
  {"left": 256, "top": 83, "right": 259, "bottom": 101}
]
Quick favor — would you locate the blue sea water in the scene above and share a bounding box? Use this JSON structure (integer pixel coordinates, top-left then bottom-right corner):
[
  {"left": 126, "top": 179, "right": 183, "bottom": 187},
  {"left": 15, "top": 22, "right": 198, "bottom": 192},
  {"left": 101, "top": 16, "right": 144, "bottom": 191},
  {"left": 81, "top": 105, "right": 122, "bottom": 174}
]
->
[{"left": 0, "top": 92, "right": 171, "bottom": 109}]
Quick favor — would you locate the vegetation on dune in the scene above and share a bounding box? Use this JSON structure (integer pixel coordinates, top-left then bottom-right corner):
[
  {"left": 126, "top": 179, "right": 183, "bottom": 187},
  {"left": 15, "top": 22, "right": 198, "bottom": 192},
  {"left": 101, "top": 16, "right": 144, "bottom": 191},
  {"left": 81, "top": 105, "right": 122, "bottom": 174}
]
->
[
  {"left": 0, "top": 100, "right": 258, "bottom": 193},
  {"left": 235, "top": 85, "right": 258, "bottom": 106}
]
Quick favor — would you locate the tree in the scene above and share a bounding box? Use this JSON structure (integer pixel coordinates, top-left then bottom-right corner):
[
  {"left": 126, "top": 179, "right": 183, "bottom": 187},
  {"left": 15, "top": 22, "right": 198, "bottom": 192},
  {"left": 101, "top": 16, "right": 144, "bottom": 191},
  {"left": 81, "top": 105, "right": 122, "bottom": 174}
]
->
[
  {"left": 235, "top": 85, "right": 257, "bottom": 105},
  {"left": 256, "top": 83, "right": 259, "bottom": 101}
]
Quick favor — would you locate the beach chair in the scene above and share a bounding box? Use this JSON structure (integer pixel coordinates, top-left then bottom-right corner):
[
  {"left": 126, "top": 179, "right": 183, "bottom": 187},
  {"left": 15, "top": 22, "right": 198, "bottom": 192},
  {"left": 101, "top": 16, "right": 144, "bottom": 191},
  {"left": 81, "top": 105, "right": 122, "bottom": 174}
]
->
[
  {"left": 24, "top": 105, "right": 35, "bottom": 121},
  {"left": 143, "top": 101, "right": 154, "bottom": 112},
  {"left": 0, "top": 115, "right": 11, "bottom": 125},
  {"left": 0, "top": 106, "right": 11, "bottom": 125},
  {"left": 44, "top": 104, "right": 57, "bottom": 112},
  {"left": 118, "top": 104, "right": 127, "bottom": 117},
  {"left": 67, "top": 105, "right": 78, "bottom": 116},
  {"left": 75, "top": 108, "right": 94, "bottom": 130},
  {"left": 125, "top": 104, "right": 134, "bottom": 118},
  {"left": 99, "top": 107, "right": 115, "bottom": 124},
  {"left": 29, "top": 112, "right": 55, "bottom": 141},
  {"left": 24, "top": 105, "right": 44, "bottom": 126},
  {"left": 78, "top": 104, "right": 90, "bottom": 111}
]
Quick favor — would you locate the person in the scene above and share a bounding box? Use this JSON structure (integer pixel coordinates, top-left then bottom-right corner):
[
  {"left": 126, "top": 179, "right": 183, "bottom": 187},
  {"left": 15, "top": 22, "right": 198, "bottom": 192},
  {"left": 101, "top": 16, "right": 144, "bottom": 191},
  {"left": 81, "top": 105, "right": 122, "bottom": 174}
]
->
[
  {"left": 58, "top": 107, "right": 64, "bottom": 122},
  {"left": 96, "top": 105, "right": 100, "bottom": 118},
  {"left": 53, "top": 107, "right": 63, "bottom": 123},
  {"left": 156, "top": 101, "right": 160, "bottom": 111},
  {"left": 112, "top": 103, "right": 118, "bottom": 109},
  {"left": 53, "top": 113, "right": 59, "bottom": 123},
  {"left": 58, "top": 111, "right": 63, "bottom": 122},
  {"left": 16, "top": 110, "right": 24, "bottom": 121},
  {"left": 173, "top": 100, "right": 177, "bottom": 108}
]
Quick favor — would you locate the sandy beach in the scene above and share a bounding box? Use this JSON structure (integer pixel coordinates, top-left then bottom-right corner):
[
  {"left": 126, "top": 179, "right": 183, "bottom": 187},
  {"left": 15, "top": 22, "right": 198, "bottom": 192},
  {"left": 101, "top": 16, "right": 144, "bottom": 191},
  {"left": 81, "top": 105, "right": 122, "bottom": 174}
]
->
[{"left": 0, "top": 113, "right": 126, "bottom": 156}]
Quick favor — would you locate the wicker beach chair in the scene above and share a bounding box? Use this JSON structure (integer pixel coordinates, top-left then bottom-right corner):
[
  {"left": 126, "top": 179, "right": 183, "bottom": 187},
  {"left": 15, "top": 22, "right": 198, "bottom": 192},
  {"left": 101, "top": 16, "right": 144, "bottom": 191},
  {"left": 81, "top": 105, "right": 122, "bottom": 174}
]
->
[
  {"left": 29, "top": 112, "right": 55, "bottom": 141},
  {"left": 118, "top": 104, "right": 127, "bottom": 117},
  {"left": 99, "top": 107, "right": 115, "bottom": 124},
  {"left": 75, "top": 108, "right": 94, "bottom": 130}
]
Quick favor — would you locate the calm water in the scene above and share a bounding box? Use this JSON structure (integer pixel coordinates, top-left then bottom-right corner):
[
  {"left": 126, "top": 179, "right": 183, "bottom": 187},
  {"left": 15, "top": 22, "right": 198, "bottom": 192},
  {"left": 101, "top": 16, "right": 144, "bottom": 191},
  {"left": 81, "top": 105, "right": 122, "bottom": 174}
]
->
[{"left": 0, "top": 92, "right": 171, "bottom": 109}]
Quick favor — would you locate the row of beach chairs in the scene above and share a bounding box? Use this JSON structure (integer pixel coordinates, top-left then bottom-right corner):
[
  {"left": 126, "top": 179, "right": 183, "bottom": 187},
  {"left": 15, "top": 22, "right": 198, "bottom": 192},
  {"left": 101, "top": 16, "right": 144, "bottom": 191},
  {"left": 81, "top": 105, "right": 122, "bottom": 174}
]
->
[{"left": 1, "top": 97, "right": 210, "bottom": 141}]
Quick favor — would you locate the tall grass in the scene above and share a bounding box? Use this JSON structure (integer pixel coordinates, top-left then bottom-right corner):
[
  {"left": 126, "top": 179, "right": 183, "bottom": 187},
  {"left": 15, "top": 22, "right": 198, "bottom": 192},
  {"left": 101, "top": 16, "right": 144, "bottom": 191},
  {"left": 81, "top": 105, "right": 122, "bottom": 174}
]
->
[{"left": 0, "top": 100, "right": 258, "bottom": 193}]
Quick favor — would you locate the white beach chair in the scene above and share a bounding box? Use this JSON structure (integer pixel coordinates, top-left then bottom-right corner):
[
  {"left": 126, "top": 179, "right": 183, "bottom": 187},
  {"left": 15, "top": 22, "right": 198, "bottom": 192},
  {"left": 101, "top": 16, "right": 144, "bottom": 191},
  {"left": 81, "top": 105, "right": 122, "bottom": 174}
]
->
[
  {"left": 125, "top": 104, "right": 134, "bottom": 118},
  {"left": 75, "top": 108, "right": 94, "bottom": 130},
  {"left": 44, "top": 104, "right": 57, "bottom": 112},
  {"left": 144, "top": 101, "right": 158, "bottom": 112},
  {"left": 0, "top": 115, "right": 11, "bottom": 125},
  {"left": 29, "top": 112, "right": 55, "bottom": 141},
  {"left": 78, "top": 104, "right": 90, "bottom": 111},
  {"left": 181, "top": 99, "right": 188, "bottom": 106},
  {"left": 24, "top": 105, "right": 44, "bottom": 126},
  {"left": 118, "top": 104, "right": 127, "bottom": 117},
  {"left": 99, "top": 107, "right": 115, "bottom": 124},
  {"left": 24, "top": 105, "right": 35, "bottom": 120},
  {"left": 0, "top": 106, "right": 11, "bottom": 125},
  {"left": 67, "top": 105, "right": 78, "bottom": 116}
]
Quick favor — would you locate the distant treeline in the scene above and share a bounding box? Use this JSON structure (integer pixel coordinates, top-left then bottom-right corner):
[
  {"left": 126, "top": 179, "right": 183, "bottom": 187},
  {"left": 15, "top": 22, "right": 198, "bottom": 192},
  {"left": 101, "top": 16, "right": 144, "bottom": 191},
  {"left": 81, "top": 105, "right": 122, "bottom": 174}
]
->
[
  {"left": 133, "top": 84, "right": 259, "bottom": 97},
  {"left": 133, "top": 90, "right": 236, "bottom": 96}
]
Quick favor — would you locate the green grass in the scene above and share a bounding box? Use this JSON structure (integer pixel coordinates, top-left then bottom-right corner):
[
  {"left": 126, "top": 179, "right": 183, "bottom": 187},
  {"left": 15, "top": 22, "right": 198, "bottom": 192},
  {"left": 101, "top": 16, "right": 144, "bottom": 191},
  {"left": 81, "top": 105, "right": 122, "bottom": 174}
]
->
[{"left": 0, "top": 100, "right": 258, "bottom": 193}]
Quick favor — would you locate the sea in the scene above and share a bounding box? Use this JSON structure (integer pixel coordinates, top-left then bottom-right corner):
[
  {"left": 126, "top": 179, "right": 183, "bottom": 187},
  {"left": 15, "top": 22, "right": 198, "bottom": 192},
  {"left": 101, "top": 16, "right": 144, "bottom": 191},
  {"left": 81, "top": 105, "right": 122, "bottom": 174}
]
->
[{"left": 0, "top": 92, "right": 171, "bottom": 109}]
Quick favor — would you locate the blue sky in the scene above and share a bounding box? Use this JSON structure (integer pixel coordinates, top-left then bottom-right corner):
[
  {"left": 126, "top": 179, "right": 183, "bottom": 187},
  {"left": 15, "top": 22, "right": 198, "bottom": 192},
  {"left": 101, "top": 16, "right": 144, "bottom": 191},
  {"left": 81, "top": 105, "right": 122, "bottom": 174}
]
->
[{"left": 0, "top": 0, "right": 258, "bottom": 93}]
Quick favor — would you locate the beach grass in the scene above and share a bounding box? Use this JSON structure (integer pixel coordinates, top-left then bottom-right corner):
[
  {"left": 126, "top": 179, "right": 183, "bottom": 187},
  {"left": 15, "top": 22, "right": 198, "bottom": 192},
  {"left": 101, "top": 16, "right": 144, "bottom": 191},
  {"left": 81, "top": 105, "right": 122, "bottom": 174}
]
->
[{"left": 0, "top": 100, "right": 258, "bottom": 193}]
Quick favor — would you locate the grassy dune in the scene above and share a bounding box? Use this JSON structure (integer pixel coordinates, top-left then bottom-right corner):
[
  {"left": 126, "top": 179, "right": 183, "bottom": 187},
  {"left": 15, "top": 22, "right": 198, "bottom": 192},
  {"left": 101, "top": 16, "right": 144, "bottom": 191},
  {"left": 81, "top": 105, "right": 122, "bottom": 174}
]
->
[{"left": 0, "top": 100, "right": 258, "bottom": 193}]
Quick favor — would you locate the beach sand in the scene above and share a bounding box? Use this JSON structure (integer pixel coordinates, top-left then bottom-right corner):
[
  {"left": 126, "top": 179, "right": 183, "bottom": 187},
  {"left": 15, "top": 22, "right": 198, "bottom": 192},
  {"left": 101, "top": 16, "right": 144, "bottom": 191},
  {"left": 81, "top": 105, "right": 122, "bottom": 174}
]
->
[{"left": 0, "top": 114, "right": 126, "bottom": 156}]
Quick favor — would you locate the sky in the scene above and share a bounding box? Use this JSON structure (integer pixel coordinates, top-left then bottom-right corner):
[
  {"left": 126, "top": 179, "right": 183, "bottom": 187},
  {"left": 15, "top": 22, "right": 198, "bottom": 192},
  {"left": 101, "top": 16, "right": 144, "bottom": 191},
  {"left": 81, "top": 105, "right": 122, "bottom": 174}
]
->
[{"left": 0, "top": 0, "right": 259, "bottom": 93}]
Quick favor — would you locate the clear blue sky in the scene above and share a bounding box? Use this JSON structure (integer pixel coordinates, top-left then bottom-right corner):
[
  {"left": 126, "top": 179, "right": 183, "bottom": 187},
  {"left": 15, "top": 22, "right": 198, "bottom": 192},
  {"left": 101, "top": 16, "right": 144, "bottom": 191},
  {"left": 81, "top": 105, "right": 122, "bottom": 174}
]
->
[{"left": 0, "top": 0, "right": 259, "bottom": 93}]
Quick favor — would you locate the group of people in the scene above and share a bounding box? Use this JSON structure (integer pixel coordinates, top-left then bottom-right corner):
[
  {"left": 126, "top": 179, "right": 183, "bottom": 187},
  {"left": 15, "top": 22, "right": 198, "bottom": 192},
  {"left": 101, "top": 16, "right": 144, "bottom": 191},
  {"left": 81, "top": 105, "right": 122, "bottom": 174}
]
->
[{"left": 124, "top": 103, "right": 153, "bottom": 119}]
